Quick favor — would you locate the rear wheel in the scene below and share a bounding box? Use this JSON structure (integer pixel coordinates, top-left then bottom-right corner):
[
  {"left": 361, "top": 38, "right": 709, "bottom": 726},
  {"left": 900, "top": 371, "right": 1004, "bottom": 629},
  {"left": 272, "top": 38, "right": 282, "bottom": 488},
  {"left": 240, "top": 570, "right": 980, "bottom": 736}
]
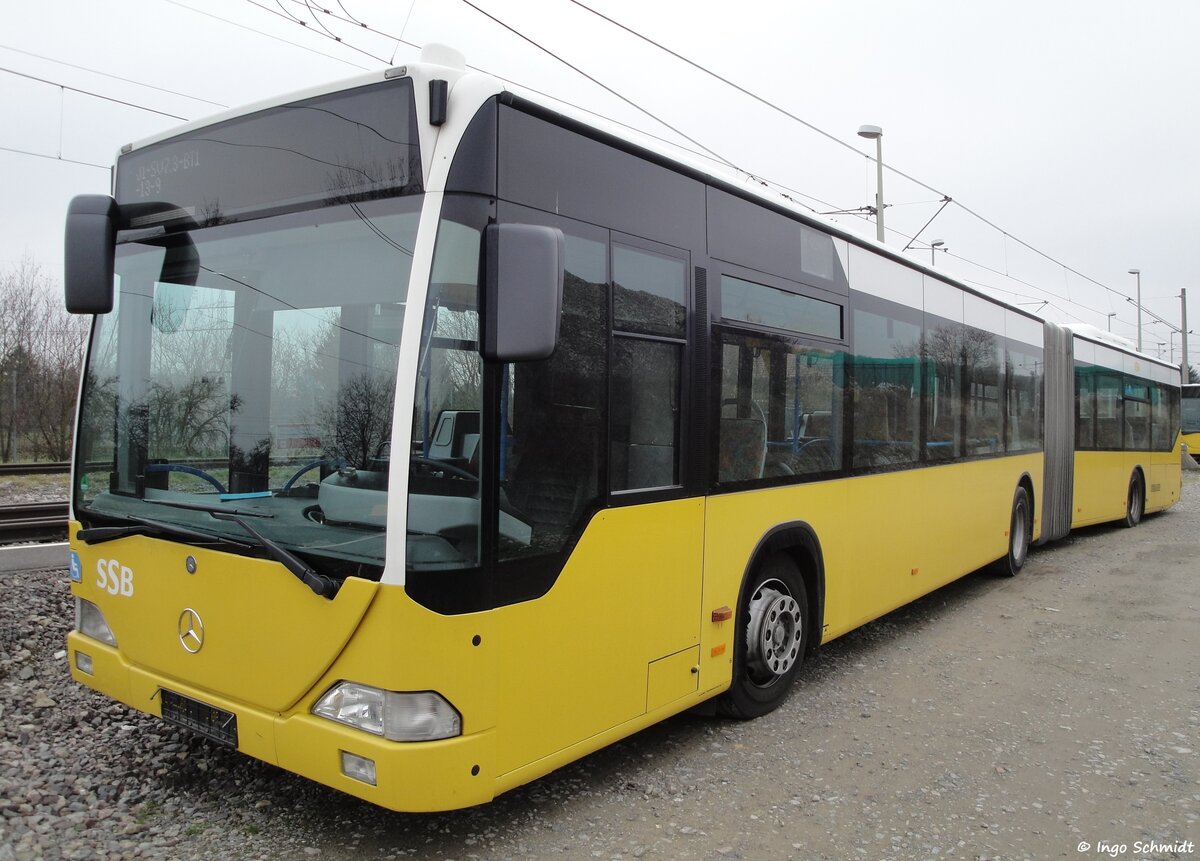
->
[
  {"left": 1123, "top": 472, "right": 1144, "bottom": 528},
  {"left": 993, "top": 486, "right": 1032, "bottom": 577},
  {"left": 717, "top": 554, "right": 809, "bottom": 719}
]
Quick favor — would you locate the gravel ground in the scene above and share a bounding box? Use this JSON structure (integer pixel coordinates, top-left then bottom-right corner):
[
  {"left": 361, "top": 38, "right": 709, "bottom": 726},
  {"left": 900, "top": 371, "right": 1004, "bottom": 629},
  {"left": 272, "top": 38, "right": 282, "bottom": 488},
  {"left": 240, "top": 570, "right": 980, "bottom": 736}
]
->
[
  {"left": 2, "top": 476, "right": 1197, "bottom": 861},
  {"left": 0, "top": 475, "right": 69, "bottom": 506}
]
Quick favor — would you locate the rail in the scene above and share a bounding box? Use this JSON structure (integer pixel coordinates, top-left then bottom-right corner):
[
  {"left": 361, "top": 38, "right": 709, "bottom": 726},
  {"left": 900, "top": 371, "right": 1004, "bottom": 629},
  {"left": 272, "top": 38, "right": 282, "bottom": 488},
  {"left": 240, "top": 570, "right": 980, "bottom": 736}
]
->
[
  {"left": 0, "top": 461, "right": 70, "bottom": 476},
  {"left": 0, "top": 502, "right": 69, "bottom": 544}
]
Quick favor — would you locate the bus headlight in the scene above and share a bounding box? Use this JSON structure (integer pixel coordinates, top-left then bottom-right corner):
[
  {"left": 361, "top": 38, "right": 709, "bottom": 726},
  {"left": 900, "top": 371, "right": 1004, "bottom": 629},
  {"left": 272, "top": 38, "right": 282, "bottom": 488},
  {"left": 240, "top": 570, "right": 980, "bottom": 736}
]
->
[
  {"left": 312, "top": 682, "right": 462, "bottom": 742},
  {"left": 75, "top": 598, "right": 117, "bottom": 646}
]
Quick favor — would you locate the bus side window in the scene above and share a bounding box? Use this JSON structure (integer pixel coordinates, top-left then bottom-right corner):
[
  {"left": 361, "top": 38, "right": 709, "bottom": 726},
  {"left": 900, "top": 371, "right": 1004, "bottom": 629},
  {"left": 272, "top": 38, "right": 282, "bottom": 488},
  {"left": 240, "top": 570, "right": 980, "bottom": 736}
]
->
[
  {"left": 851, "top": 305, "right": 920, "bottom": 470},
  {"left": 501, "top": 223, "right": 607, "bottom": 561},
  {"left": 1076, "top": 369, "right": 1096, "bottom": 449},
  {"left": 609, "top": 241, "right": 687, "bottom": 492},
  {"left": 1094, "top": 374, "right": 1122, "bottom": 449},
  {"left": 718, "top": 332, "right": 842, "bottom": 483}
]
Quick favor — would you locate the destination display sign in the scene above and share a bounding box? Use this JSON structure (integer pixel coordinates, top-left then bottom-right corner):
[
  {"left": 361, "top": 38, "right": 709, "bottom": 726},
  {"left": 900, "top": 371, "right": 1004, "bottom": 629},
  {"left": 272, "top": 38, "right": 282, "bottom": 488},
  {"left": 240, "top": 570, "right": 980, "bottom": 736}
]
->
[{"left": 114, "top": 78, "right": 422, "bottom": 228}]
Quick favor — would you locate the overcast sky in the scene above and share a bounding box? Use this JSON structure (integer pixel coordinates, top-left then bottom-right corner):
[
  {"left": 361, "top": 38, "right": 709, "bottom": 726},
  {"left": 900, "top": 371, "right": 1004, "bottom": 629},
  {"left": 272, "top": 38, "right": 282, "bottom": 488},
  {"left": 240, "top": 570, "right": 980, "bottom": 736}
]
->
[{"left": 3, "top": 0, "right": 1198, "bottom": 361}]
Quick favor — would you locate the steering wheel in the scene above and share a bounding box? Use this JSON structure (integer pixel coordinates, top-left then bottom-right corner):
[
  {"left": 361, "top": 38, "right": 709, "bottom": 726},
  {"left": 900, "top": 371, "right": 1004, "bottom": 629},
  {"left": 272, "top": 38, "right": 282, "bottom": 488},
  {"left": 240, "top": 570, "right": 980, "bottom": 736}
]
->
[
  {"left": 144, "top": 463, "right": 226, "bottom": 494},
  {"left": 410, "top": 456, "right": 477, "bottom": 481},
  {"left": 281, "top": 459, "right": 334, "bottom": 493}
]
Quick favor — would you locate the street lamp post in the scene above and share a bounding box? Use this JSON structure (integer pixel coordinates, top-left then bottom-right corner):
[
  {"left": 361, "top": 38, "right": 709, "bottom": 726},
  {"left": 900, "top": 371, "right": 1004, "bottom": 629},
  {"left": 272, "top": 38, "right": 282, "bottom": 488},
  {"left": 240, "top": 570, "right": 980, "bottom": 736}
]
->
[
  {"left": 1107, "top": 312, "right": 1117, "bottom": 332},
  {"left": 1182, "top": 288, "right": 1190, "bottom": 384},
  {"left": 930, "top": 239, "right": 945, "bottom": 265},
  {"left": 1128, "top": 268, "right": 1142, "bottom": 351},
  {"left": 858, "top": 124, "right": 885, "bottom": 243}
]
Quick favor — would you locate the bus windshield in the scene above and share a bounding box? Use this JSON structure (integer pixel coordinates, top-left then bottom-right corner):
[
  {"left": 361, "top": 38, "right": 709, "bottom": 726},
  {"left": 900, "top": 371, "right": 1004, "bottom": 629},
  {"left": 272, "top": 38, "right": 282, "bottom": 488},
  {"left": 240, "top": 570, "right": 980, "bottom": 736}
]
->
[
  {"left": 1184, "top": 384, "right": 1200, "bottom": 433},
  {"left": 74, "top": 195, "right": 421, "bottom": 577}
]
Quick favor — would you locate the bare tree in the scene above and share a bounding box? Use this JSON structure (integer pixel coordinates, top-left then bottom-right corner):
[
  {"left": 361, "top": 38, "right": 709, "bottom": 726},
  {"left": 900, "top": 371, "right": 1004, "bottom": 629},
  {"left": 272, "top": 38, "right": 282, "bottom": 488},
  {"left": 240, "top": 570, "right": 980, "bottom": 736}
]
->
[
  {"left": 317, "top": 370, "right": 394, "bottom": 470},
  {"left": 24, "top": 298, "right": 89, "bottom": 461},
  {"left": 0, "top": 256, "right": 97, "bottom": 462}
]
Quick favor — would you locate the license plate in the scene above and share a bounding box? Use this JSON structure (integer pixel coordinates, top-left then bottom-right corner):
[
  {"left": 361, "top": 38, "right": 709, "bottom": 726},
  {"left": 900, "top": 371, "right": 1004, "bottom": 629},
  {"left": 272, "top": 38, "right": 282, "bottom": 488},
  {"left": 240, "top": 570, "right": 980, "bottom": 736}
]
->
[{"left": 159, "top": 689, "right": 239, "bottom": 748}]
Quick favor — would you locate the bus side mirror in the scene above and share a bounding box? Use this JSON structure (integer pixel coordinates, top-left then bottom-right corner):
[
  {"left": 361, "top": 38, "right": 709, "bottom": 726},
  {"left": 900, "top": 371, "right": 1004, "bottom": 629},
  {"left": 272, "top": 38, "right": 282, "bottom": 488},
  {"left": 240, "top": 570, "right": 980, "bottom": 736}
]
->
[
  {"left": 64, "top": 195, "right": 119, "bottom": 315},
  {"left": 482, "top": 223, "right": 564, "bottom": 362}
]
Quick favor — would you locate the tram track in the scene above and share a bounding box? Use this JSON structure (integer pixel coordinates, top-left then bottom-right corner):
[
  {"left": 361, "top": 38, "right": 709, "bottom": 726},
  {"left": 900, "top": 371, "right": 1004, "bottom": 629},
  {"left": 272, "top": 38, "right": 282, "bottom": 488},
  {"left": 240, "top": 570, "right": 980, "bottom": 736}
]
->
[
  {"left": 0, "top": 501, "right": 69, "bottom": 544},
  {"left": 0, "top": 461, "right": 70, "bottom": 476}
]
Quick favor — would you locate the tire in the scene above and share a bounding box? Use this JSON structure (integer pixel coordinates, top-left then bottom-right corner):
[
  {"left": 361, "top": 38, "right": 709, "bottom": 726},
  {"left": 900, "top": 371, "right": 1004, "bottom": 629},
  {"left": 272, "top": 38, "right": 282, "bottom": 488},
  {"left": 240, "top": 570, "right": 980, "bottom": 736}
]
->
[
  {"left": 992, "top": 485, "right": 1032, "bottom": 577},
  {"left": 717, "top": 554, "right": 809, "bottom": 719},
  {"left": 1123, "top": 472, "right": 1144, "bottom": 528}
]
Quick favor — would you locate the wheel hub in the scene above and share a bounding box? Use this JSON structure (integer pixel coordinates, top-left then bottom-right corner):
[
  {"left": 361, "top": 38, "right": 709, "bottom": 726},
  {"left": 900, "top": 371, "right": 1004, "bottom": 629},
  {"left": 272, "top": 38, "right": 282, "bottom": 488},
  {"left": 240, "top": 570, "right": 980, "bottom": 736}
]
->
[{"left": 746, "top": 580, "right": 803, "bottom": 685}]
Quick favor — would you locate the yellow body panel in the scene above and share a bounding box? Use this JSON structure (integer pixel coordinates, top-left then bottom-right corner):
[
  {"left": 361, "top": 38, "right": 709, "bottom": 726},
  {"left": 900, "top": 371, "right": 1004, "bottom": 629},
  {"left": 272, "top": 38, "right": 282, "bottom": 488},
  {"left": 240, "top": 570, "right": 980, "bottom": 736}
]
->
[
  {"left": 492, "top": 499, "right": 705, "bottom": 779},
  {"left": 1072, "top": 443, "right": 1181, "bottom": 528},
  {"left": 67, "top": 453, "right": 1063, "bottom": 812},
  {"left": 1182, "top": 431, "right": 1200, "bottom": 460},
  {"left": 703, "top": 455, "right": 1041, "bottom": 646},
  {"left": 68, "top": 526, "right": 378, "bottom": 711}
]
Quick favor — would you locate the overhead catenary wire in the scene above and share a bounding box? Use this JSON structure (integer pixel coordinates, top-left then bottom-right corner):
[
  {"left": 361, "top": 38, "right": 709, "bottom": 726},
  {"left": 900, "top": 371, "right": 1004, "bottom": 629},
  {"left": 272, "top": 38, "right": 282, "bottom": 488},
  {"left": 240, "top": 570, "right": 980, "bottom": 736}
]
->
[
  {"left": 561, "top": 0, "right": 1144, "bottom": 322},
  {"left": 185, "top": 0, "right": 1138, "bottom": 329},
  {"left": 0, "top": 66, "right": 189, "bottom": 121},
  {"left": 456, "top": 0, "right": 740, "bottom": 173},
  {"left": 164, "top": 0, "right": 373, "bottom": 70},
  {"left": 242, "top": 0, "right": 391, "bottom": 64},
  {"left": 0, "top": 144, "right": 110, "bottom": 172},
  {"left": 0, "top": 44, "right": 228, "bottom": 109},
  {"left": 8, "top": 1, "right": 1159, "bottom": 335},
  {"left": 261, "top": 0, "right": 857, "bottom": 217}
]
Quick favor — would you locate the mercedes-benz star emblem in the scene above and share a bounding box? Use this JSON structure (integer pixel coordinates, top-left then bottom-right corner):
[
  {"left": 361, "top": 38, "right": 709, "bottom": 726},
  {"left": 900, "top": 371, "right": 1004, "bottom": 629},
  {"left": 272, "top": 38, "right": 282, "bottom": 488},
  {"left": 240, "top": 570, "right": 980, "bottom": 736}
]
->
[{"left": 178, "top": 608, "right": 205, "bottom": 654}]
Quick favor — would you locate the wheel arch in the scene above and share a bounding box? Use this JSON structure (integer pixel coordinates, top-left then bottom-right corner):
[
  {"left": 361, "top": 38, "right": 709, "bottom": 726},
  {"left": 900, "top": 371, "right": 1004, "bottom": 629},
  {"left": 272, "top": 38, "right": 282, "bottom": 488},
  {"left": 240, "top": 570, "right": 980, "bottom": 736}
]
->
[
  {"left": 1126, "top": 464, "right": 1147, "bottom": 526},
  {"left": 1017, "top": 471, "right": 1036, "bottom": 529},
  {"left": 741, "top": 521, "right": 825, "bottom": 656}
]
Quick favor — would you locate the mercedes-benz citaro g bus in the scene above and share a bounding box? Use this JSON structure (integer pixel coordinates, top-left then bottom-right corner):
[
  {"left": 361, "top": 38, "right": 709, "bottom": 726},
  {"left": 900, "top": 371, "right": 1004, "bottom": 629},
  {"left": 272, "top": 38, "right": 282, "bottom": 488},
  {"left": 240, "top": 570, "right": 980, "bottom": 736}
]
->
[{"left": 62, "top": 45, "right": 1182, "bottom": 811}]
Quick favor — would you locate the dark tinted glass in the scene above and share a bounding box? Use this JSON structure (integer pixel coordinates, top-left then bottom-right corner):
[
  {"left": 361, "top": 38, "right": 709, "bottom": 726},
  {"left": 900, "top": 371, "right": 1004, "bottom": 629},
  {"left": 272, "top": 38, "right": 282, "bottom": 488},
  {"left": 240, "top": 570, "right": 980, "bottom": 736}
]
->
[
  {"left": 718, "top": 329, "right": 844, "bottom": 484},
  {"left": 1183, "top": 386, "right": 1200, "bottom": 433},
  {"left": 1076, "top": 366, "right": 1096, "bottom": 449},
  {"left": 115, "top": 79, "right": 421, "bottom": 227},
  {"left": 1094, "top": 373, "right": 1123, "bottom": 449},
  {"left": 924, "top": 320, "right": 964, "bottom": 460},
  {"left": 498, "top": 106, "right": 705, "bottom": 251},
  {"left": 611, "top": 338, "right": 680, "bottom": 490},
  {"left": 964, "top": 326, "right": 1004, "bottom": 456},
  {"left": 613, "top": 244, "right": 686, "bottom": 337},
  {"left": 1125, "top": 380, "right": 1151, "bottom": 450},
  {"left": 852, "top": 304, "right": 920, "bottom": 469},
  {"left": 500, "top": 220, "right": 608, "bottom": 563},
  {"left": 1006, "top": 343, "right": 1043, "bottom": 452},
  {"left": 707, "top": 188, "right": 849, "bottom": 294},
  {"left": 722, "top": 275, "right": 841, "bottom": 339}
]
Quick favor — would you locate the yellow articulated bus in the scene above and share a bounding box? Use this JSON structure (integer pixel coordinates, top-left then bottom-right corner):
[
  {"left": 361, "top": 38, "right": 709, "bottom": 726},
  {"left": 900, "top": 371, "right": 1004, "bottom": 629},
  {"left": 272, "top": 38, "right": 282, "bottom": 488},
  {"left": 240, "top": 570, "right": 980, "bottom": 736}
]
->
[
  {"left": 61, "top": 46, "right": 1182, "bottom": 812},
  {"left": 1183, "top": 384, "right": 1200, "bottom": 455}
]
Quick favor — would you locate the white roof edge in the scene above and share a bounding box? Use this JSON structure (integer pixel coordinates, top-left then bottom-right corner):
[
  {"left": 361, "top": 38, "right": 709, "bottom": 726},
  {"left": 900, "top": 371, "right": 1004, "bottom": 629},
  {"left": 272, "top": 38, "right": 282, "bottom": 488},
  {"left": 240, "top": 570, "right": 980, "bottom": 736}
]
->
[
  {"left": 111, "top": 47, "right": 1127, "bottom": 349},
  {"left": 1062, "top": 322, "right": 1177, "bottom": 369},
  {"left": 119, "top": 68, "right": 391, "bottom": 157},
  {"left": 117, "top": 51, "right": 478, "bottom": 157}
]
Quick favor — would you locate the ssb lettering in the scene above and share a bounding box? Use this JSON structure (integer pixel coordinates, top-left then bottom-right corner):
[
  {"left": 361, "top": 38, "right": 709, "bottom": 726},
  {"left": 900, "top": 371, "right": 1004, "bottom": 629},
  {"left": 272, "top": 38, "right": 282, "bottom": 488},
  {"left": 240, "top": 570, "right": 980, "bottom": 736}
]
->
[{"left": 95, "top": 558, "right": 134, "bottom": 597}]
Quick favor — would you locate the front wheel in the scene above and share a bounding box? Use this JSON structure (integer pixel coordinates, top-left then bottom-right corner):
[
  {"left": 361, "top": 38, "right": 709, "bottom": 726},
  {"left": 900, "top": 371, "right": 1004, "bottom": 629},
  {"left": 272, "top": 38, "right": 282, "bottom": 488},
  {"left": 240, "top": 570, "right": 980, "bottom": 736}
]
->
[
  {"left": 1123, "top": 473, "right": 1144, "bottom": 528},
  {"left": 717, "top": 554, "right": 809, "bottom": 719}
]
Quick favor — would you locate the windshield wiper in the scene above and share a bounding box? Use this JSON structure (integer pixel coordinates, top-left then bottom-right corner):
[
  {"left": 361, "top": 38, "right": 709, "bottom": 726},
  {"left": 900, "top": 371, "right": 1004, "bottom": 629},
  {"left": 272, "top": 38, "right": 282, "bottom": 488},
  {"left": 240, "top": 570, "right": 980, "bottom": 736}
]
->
[
  {"left": 77, "top": 514, "right": 255, "bottom": 548},
  {"left": 208, "top": 511, "right": 338, "bottom": 599},
  {"left": 141, "top": 498, "right": 273, "bottom": 518}
]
